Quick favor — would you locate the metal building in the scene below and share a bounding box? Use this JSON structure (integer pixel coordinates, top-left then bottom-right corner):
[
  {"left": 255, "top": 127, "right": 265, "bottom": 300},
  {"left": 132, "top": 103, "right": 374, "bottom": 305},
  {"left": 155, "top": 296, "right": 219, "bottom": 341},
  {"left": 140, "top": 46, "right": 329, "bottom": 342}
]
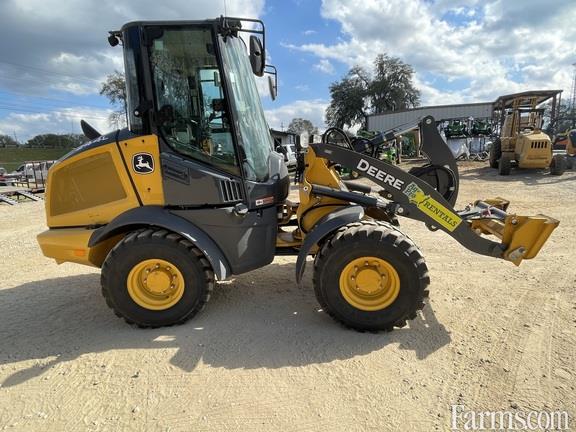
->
[{"left": 367, "top": 102, "right": 494, "bottom": 131}]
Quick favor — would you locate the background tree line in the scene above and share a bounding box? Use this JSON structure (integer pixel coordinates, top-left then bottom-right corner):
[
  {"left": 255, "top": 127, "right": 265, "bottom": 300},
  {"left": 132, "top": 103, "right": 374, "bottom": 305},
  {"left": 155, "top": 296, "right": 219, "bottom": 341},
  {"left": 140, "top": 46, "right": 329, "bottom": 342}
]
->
[{"left": 0, "top": 133, "right": 88, "bottom": 149}]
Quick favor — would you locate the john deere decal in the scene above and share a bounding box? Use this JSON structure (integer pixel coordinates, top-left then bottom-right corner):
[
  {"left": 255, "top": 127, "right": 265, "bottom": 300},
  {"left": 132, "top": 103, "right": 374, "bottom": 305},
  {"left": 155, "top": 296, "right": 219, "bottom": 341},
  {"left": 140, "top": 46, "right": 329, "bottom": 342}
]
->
[
  {"left": 132, "top": 153, "right": 154, "bottom": 174},
  {"left": 403, "top": 182, "right": 462, "bottom": 232}
]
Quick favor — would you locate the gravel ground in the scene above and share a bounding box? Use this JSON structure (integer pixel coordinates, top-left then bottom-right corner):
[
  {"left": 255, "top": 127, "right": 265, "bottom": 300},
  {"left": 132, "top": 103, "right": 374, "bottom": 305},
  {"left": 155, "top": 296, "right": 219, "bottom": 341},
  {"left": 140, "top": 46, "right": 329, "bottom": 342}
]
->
[{"left": 0, "top": 163, "right": 575, "bottom": 431}]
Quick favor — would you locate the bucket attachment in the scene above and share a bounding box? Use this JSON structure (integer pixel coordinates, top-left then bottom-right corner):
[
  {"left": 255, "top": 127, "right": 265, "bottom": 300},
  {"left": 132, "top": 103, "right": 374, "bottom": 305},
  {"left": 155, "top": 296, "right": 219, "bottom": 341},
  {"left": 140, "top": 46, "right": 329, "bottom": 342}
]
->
[{"left": 463, "top": 198, "right": 559, "bottom": 265}]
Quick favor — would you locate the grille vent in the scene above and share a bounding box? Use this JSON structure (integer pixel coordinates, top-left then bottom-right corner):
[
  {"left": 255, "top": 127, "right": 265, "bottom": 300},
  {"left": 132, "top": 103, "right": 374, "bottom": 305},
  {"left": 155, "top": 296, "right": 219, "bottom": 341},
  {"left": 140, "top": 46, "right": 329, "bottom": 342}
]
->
[{"left": 219, "top": 179, "right": 242, "bottom": 202}]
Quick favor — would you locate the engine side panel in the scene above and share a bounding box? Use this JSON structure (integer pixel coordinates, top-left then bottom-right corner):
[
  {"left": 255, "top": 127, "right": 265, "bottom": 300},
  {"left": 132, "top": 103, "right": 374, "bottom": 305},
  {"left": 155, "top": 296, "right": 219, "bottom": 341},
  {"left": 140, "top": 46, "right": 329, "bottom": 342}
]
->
[{"left": 46, "top": 143, "right": 140, "bottom": 228}]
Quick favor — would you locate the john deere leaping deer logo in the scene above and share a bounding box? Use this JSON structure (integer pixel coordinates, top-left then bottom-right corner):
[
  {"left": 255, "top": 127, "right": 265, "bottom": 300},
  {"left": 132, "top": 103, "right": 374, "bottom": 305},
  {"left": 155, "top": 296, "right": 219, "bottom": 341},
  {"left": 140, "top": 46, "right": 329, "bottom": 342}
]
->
[{"left": 132, "top": 153, "right": 154, "bottom": 174}]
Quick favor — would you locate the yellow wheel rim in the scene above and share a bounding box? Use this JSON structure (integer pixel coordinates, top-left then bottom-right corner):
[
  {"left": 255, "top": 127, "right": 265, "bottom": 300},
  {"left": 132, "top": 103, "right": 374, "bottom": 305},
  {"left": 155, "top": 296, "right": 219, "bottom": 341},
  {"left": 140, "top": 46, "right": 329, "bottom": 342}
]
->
[
  {"left": 127, "top": 259, "right": 185, "bottom": 311},
  {"left": 339, "top": 256, "right": 400, "bottom": 311}
]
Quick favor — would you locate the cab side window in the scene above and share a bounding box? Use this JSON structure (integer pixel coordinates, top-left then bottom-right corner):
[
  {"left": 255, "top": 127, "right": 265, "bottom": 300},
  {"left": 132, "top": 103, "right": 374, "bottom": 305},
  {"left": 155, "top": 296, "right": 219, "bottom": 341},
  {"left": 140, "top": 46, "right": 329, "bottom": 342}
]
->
[{"left": 150, "top": 28, "right": 239, "bottom": 176}]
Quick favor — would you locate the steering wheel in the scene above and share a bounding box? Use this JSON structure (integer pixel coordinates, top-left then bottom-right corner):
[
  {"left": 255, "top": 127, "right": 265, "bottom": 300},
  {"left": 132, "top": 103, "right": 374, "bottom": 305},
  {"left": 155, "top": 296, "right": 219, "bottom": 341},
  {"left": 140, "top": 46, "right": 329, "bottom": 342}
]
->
[{"left": 322, "top": 127, "right": 354, "bottom": 150}]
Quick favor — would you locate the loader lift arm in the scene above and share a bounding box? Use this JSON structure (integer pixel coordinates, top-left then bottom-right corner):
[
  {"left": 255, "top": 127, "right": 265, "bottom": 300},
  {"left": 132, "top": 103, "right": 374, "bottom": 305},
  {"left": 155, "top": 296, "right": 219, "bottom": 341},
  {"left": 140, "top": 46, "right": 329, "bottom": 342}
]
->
[{"left": 308, "top": 116, "right": 558, "bottom": 266}]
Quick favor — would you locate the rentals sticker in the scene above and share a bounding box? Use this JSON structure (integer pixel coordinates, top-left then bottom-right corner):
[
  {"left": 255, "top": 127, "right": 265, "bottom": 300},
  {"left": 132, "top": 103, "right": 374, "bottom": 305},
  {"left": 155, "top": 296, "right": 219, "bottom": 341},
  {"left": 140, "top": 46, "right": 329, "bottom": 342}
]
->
[{"left": 403, "top": 182, "right": 462, "bottom": 232}]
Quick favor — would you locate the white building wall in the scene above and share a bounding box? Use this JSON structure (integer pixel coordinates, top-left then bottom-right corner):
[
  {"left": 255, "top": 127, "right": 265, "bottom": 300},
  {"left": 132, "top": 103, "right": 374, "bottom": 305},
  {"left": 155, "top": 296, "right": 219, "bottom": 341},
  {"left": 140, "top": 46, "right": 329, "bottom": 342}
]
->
[{"left": 367, "top": 103, "right": 494, "bottom": 131}]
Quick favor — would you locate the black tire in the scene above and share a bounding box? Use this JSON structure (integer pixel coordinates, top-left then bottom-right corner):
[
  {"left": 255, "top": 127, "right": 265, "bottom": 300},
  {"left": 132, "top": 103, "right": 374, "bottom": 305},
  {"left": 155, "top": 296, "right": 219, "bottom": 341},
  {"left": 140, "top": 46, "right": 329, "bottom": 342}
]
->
[
  {"left": 566, "top": 157, "right": 574, "bottom": 170},
  {"left": 101, "top": 228, "right": 214, "bottom": 328},
  {"left": 550, "top": 154, "right": 566, "bottom": 176},
  {"left": 489, "top": 139, "right": 501, "bottom": 169},
  {"left": 498, "top": 157, "right": 511, "bottom": 175},
  {"left": 313, "top": 221, "right": 430, "bottom": 332}
]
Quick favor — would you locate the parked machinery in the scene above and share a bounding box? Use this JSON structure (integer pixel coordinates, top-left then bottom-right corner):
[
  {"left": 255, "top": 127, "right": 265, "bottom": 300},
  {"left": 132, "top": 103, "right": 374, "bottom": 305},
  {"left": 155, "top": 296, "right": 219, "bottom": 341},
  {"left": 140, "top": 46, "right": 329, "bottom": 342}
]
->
[
  {"left": 553, "top": 129, "right": 576, "bottom": 169},
  {"left": 444, "top": 119, "right": 468, "bottom": 139},
  {"left": 489, "top": 90, "right": 566, "bottom": 175},
  {"left": 37, "top": 18, "right": 559, "bottom": 332}
]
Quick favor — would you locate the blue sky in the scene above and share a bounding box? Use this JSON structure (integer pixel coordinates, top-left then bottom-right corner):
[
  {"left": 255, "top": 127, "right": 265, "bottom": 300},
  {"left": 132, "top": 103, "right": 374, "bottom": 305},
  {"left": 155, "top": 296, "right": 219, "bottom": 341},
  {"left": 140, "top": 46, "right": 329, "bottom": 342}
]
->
[{"left": 0, "top": 0, "right": 575, "bottom": 141}]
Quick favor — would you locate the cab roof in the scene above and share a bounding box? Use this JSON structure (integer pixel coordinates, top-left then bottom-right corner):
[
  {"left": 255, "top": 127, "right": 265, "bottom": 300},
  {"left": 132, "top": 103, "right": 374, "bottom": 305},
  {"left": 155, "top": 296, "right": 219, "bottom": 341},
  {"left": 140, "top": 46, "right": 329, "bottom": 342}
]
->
[{"left": 494, "top": 90, "right": 563, "bottom": 108}]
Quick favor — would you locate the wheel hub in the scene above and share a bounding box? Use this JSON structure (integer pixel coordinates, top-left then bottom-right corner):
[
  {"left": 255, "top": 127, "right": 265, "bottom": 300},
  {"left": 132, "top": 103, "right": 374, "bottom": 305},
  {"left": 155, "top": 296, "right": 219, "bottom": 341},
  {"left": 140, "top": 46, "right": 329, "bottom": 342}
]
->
[
  {"left": 339, "top": 257, "right": 400, "bottom": 311},
  {"left": 354, "top": 266, "right": 385, "bottom": 295},
  {"left": 127, "top": 259, "right": 185, "bottom": 310}
]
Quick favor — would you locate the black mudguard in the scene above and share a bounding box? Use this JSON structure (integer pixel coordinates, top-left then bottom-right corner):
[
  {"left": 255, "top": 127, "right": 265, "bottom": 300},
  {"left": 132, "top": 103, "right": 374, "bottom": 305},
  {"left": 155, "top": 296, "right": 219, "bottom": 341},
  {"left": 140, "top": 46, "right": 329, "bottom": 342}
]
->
[
  {"left": 89, "top": 206, "right": 232, "bottom": 280},
  {"left": 295, "top": 205, "right": 364, "bottom": 283}
]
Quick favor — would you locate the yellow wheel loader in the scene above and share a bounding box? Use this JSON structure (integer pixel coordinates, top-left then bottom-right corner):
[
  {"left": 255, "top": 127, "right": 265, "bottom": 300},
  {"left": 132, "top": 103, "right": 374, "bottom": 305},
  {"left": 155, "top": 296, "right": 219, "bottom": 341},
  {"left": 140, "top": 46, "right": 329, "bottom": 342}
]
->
[
  {"left": 37, "top": 18, "right": 559, "bottom": 331},
  {"left": 489, "top": 90, "right": 566, "bottom": 176}
]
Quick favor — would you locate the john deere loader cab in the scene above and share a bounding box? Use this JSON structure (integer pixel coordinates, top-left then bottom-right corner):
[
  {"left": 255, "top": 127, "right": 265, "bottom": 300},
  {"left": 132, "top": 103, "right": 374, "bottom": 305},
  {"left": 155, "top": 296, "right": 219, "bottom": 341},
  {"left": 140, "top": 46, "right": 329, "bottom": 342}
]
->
[
  {"left": 38, "top": 17, "right": 560, "bottom": 332},
  {"left": 489, "top": 90, "right": 566, "bottom": 175}
]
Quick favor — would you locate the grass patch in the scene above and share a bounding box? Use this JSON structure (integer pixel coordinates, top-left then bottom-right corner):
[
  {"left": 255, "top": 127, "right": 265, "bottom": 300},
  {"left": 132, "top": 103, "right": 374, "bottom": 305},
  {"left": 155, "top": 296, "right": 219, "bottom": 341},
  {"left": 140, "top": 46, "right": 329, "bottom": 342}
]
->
[{"left": 0, "top": 148, "right": 70, "bottom": 172}]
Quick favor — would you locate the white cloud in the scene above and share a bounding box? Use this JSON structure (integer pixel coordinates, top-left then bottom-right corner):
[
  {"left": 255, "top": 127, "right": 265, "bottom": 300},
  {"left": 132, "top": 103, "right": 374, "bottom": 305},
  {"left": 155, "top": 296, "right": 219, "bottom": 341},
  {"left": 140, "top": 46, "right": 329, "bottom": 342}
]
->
[
  {"left": 0, "top": 0, "right": 266, "bottom": 96},
  {"left": 302, "top": 30, "right": 317, "bottom": 36},
  {"left": 0, "top": 0, "right": 267, "bottom": 138},
  {"left": 314, "top": 59, "right": 335, "bottom": 75},
  {"left": 0, "top": 107, "right": 114, "bottom": 141},
  {"left": 288, "top": 0, "right": 576, "bottom": 104},
  {"left": 265, "top": 99, "right": 328, "bottom": 131}
]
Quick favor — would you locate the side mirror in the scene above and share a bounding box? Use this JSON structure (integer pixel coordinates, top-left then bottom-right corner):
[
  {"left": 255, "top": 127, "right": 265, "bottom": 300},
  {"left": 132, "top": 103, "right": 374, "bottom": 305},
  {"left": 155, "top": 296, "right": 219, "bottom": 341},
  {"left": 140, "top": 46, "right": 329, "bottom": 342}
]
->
[
  {"left": 268, "top": 75, "right": 277, "bottom": 101},
  {"left": 249, "top": 35, "right": 265, "bottom": 77},
  {"left": 264, "top": 64, "right": 278, "bottom": 101}
]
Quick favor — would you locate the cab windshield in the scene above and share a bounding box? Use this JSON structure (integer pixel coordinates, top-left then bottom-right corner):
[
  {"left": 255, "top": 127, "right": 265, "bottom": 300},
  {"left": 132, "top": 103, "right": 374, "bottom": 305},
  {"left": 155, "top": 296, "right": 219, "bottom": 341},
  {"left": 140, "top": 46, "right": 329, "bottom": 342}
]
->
[{"left": 219, "top": 34, "right": 272, "bottom": 182}]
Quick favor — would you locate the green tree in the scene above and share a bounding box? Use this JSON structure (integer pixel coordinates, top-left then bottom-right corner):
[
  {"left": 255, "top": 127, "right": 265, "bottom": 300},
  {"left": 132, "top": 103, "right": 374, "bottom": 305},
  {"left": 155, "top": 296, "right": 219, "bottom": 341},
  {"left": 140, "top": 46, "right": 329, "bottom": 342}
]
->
[
  {"left": 370, "top": 54, "right": 420, "bottom": 114},
  {"left": 543, "top": 100, "right": 576, "bottom": 135},
  {"left": 0, "top": 134, "right": 18, "bottom": 148},
  {"left": 326, "top": 55, "right": 420, "bottom": 129},
  {"left": 287, "top": 117, "right": 319, "bottom": 136},
  {"left": 326, "top": 66, "right": 370, "bottom": 129},
  {"left": 100, "top": 70, "right": 127, "bottom": 128},
  {"left": 26, "top": 134, "right": 87, "bottom": 149}
]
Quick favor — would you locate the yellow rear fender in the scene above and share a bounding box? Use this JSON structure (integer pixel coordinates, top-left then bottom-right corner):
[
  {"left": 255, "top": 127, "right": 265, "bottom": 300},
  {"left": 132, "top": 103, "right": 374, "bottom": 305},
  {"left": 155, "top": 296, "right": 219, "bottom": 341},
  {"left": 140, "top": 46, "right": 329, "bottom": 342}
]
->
[{"left": 37, "top": 228, "right": 123, "bottom": 268}]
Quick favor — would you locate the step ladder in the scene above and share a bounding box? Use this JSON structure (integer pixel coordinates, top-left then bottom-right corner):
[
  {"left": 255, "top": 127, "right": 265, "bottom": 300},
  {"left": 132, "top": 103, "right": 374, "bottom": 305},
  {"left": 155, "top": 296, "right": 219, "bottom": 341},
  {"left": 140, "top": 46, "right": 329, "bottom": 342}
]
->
[
  {"left": 16, "top": 190, "right": 43, "bottom": 201},
  {"left": 0, "top": 194, "right": 18, "bottom": 205}
]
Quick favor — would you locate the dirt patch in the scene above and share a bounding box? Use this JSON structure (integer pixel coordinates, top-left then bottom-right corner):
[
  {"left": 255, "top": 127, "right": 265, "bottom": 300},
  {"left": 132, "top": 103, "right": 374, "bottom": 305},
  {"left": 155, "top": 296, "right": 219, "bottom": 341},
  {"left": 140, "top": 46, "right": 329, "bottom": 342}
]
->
[{"left": 1, "top": 163, "right": 575, "bottom": 431}]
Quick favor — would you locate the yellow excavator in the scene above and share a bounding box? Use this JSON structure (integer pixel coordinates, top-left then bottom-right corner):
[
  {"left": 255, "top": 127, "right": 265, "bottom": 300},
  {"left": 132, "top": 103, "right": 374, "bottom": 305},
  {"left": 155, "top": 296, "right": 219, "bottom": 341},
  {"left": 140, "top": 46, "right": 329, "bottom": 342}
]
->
[
  {"left": 37, "top": 17, "right": 559, "bottom": 331},
  {"left": 489, "top": 91, "right": 566, "bottom": 175}
]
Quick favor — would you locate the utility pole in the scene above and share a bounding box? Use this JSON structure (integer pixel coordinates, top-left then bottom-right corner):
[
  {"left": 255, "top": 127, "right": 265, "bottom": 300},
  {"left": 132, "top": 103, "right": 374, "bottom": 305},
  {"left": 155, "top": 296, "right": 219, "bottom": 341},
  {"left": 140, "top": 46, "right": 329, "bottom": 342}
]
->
[{"left": 571, "top": 63, "right": 576, "bottom": 128}]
